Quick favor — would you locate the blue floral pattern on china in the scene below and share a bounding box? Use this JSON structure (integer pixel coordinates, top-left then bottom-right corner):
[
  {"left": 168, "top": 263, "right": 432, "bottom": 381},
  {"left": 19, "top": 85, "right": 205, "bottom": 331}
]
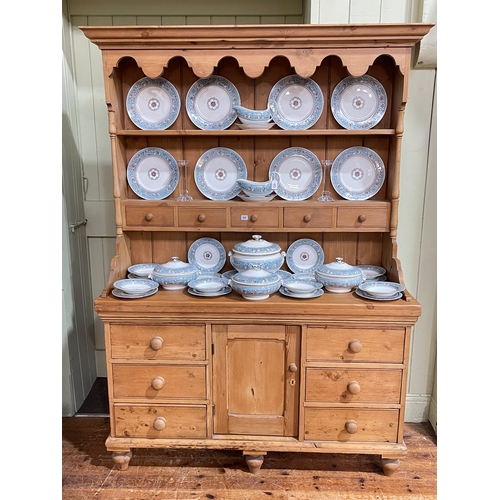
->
[
  {"left": 188, "top": 237, "right": 226, "bottom": 273},
  {"left": 286, "top": 238, "right": 325, "bottom": 274}
]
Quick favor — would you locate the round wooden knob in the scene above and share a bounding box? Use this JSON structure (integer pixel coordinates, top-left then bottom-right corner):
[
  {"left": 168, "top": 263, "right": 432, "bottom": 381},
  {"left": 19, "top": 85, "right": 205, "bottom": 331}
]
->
[
  {"left": 303, "top": 214, "right": 312, "bottom": 222},
  {"left": 145, "top": 213, "right": 153, "bottom": 221},
  {"left": 151, "top": 376, "right": 165, "bottom": 390},
  {"left": 348, "top": 339, "right": 363, "bottom": 353},
  {"left": 197, "top": 213, "right": 206, "bottom": 222},
  {"left": 357, "top": 214, "right": 366, "bottom": 222},
  {"left": 347, "top": 380, "right": 361, "bottom": 394},
  {"left": 153, "top": 416, "right": 166, "bottom": 431},
  {"left": 250, "top": 214, "right": 258, "bottom": 222},
  {"left": 150, "top": 336, "right": 163, "bottom": 350},
  {"left": 345, "top": 420, "right": 358, "bottom": 434},
  {"left": 289, "top": 363, "right": 298, "bottom": 372}
]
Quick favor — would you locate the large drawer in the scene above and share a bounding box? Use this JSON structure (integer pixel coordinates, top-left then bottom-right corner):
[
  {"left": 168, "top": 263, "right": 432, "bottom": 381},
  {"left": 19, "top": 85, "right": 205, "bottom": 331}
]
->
[
  {"left": 109, "top": 324, "right": 206, "bottom": 361},
  {"left": 112, "top": 364, "right": 207, "bottom": 400},
  {"left": 303, "top": 408, "right": 399, "bottom": 442},
  {"left": 306, "top": 326, "right": 405, "bottom": 363},
  {"left": 305, "top": 368, "right": 402, "bottom": 403},
  {"left": 113, "top": 404, "right": 207, "bottom": 438}
]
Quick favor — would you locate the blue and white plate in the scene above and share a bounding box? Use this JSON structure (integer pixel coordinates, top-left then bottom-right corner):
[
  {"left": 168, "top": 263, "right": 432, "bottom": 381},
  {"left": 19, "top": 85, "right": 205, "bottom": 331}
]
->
[
  {"left": 358, "top": 265, "right": 386, "bottom": 280},
  {"left": 126, "top": 77, "right": 180, "bottom": 130},
  {"left": 112, "top": 287, "right": 158, "bottom": 299},
  {"left": 128, "top": 263, "right": 156, "bottom": 278},
  {"left": 186, "top": 76, "right": 240, "bottom": 130},
  {"left": 268, "top": 75, "right": 323, "bottom": 130},
  {"left": 188, "top": 237, "right": 226, "bottom": 273},
  {"left": 331, "top": 146, "right": 385, "bottom": 201},
  {"left": 195, "top": 147, "right": 247, "bottom": 200},
  {"left": 286, "top": 238, "right": 324, "bottom": 274},
  {"left": 188, "top": 286, "right": 232, "bottom": 297},
  {"left": 269, "top": 147, "right": 322, "bottom": 201},
  {"left": 331, "top": 75, "right": 387, "bottom": 130},
  {"left": 355, "top": 288, "right": 402, "bottom": 301},
  {"left": 127, "top": 147, "right": 179, "bottom": 200},
  {"left": 279, "top": 287, "right": 324, "bottom": 299}
]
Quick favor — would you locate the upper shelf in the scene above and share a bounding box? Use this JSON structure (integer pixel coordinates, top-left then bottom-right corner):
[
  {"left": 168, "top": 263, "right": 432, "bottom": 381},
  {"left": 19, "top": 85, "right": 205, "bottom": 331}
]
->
[{"left": 115, "top": 129, "right": 396, "bottom": 137}]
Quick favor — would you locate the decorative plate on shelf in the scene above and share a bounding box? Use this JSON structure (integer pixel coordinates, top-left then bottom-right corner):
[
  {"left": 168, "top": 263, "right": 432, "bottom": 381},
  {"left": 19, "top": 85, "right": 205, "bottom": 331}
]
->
[
  {"left": 330, "top": 146, "right": 385, "bottom": 201},
  {"left": 331, "top": 75, "right": 387, "bottom": 130},
  {"left": 355, "top": 288, "right": 402, "bottom": 301},
  {"left": 112, "top": 287, "right": 158, "bottom": 299},
  {"left": 127, "top": 147, "right": 179, "bottom": 200},
  {"left": 188, "top": 286, "right": 232, "bottom": 297},
  {"left": 195, "top": 147, "right": 247, "bottom": 200},
  {"left": 286, "top": 238, "right": 325, "bottom": 274},
  {"left": 188, "top": 237, "right": 227, "bottom": 274},
  {"left": 126, "top": 77, "right": 181, "bottom": 130},
  {"left": 268, "top": 75, "right": 323, "bottom": 130},
  {"left": 279, "top": 287, "right": 324, "bottom": 299},
  {"left": 269, "top": 147, "right": 322, "bottom": 201},
  {"left": 186, "top": 76, "right": 240, "bottom": 130}
]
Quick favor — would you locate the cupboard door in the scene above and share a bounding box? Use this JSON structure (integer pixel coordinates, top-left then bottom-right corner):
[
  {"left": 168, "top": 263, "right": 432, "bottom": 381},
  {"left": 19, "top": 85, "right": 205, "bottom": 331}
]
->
[{"left": 212, "top": 324, "right": 300, "bottom": 437}]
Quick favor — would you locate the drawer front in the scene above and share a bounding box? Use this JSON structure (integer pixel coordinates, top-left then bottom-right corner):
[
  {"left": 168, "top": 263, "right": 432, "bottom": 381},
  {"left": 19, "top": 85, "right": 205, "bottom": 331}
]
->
[
  {"left": 306, "top": 327, "right": 405, "bottom": 363},
  {"left": 112, "top": 364, "right": 206, "bottom": 400},
  {"left": 113, "top": 404, "right": 207, "bottom": 438},
  {"left": 337, "top": 207, "right": 389, "bottom": 230},
  {"left": 109, "top": 324, "right": 206, "bottom": 361},
  {"left": 178, "top": 207, "right": 227, "bottom": 227},
  {"left": 304, "top": 408, "right": 399, "bottom": 442},
  {"left": 124, "top": 204, "right": 174, "bottom": 228},
  {"left": 230, "top": 207, "right": 280, "bottom": 228},
  {"left": 283, "top": 207, "right": 333, "bottom": 228},
  {"left": 305, "top": 368, "right": 402, "bottom": 403}
]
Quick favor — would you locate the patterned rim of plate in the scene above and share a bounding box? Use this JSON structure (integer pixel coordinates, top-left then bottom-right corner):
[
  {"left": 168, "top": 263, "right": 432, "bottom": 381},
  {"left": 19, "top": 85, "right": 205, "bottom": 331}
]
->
[
  {"left": 112, "top": 287, "right": 158, "bottom": 299},
  {"left": 186, "top": 76, "right": 240, "bottom": 130},
  {"left": 268, "top": 75, "right": 324, "bottom": 130},
  {"left": 126, "top": 77, "right": 181, "bottom": 130},
  {"left": 330, "top": 146, "right": 385, "bottom": 201},
  {"left": 269, "top": 147, "right": 322, "bottom": 201},
  {"left": 286, "top": 238, "right": 325, "bottom": 274},
  {"left": 355, "top": 288, "right": 402, "bottom": 301},
  {"left": 127, "top": 147, "right": 179, "bottom": 200},
  {"left": 331, "top": 75, "right": 387, "bottom": 130},
  {"left": 188, "top": 286, "right": 232, "bottom": 297},
  {"left": 127, "top": 263, "right": 156, "bottom": 277},
  {"left": 195, "top": 147, "right": 247, "bottom": 200},
  {"left": 188, "top": 237, "right": 227, "bottom": 273},
  {"left": 279, "top": 287, "right": 324, "bottom": 299}
]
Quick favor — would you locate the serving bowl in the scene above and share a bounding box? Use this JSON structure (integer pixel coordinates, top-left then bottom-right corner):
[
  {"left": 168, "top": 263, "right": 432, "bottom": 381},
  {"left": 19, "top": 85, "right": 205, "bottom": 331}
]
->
[
  {"left": 113, "top": 278, "right": 159, "bottom": 294},
  {"left": 150, "top": 257, "right": 200, "bottom": 290},
  {"left": 233, "top": 105, "right": 272, "bottom": 123},
  {"left": 358, "top": 281, "right": 405, "bottom": 298},
  {"left": 230, "top": 265, "right": 281, "bottom": 300},
  {"left": 188, "top": 276, "right": 229, "bottom": 293},
  {"left": 315, "top": 257, "right": 364, "bottom": 293},
  {"left": 282, "top": 278, "right": 322, "bottom": 294},
  {"left": 228, "top": 234, "right": 285, "bottom": 273}
]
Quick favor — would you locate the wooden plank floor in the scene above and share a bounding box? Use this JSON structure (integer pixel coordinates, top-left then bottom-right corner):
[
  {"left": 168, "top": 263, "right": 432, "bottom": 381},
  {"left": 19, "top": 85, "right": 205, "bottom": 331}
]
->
[{"left": 62, "top": 417, "right": 436, "bottom": 499}]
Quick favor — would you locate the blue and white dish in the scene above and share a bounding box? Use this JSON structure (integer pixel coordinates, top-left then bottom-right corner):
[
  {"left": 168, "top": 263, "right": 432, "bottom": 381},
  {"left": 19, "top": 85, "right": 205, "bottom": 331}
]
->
[
  {"left": 355, "top": 288, "right": 402, "bottom": 301},
  {"left": 269, "top": 147, "right": 322, "bottom": 201},
  {"left": 358, "top": 265, "right": 386, "bottom": 280},
  {"left": 195, "top": 147, "right": 247, "bottom": 200},
  {"left": 126, "top": 77, "right": 180, "bottom": 130},
  {"left": 233, "top": 105, "right": 272, "bottom": 123},
  {"left": 127, "top": 147, "right": 179, "bottom": 200},
  {"left": 222, "top": 269, "right": 238, "bottom": 280},
  {"left": 331, "top": 75, "right": 387, "bottom": 130},
  {"left": 286, "top": 238, "right": 324, "bottom": 275},
  {"left": 187, "top": 276, "right": 230, "bottom": 293},
  {"left": 112, "top": 287, "right": 158, "bottom": 299},
  {"left": 150, "top": 257, "right": 200, "bottom": 290},
  {"left": 128, "top": 263, "right": 156, "bottom": 278},
  {"left": 236, "top": 178, "right": 275, "bottom": 197},
  {"left": 282, "top": 279, "right": 323, "bottom": 295},
  {"left": 331, "top": 146, "right": 385, "bottom": 201},
  {"left": 268, "top": 75, "right": 323, "bottom": 130},
  {"left": 316, "top": 257, "right": 365, "bottom": 293},
  {"left": 188, "top": 237, "right": 226, "bottom": 273},
  {"left": 229, "top": 234, "right": 285, "bottom": 273},
  {"left": 358, "top": 281, "right": 405, "bottom": 298},
  {"left": 186, "top": 76, "right": 240, "bottom": 130},
  {"left": 230, "top": 266, "right": 282, "bottom": 301},
  {"left": 188, "top": 285, "right": 232, "bottom": 297},
  {"left": 113, "top": 278, "right": 159, "bottom": 294},
  {"left": 279, "top": 287, "right": 324, "bottom": 299},
  {"left": 238, "top": 193, "right": 277, "bottom": 202}
]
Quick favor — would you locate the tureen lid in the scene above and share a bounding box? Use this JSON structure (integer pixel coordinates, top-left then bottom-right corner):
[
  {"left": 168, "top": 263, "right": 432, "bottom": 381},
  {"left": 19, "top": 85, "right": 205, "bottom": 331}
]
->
[
  {"left": 316, "top": 257, "right": 363, "bottom": 278},
  {"left": 152, "top": 256, "right": 198, "bottom": 276},
  {"left": 231, "top": 265, "right": 280, "bottom": 285},
  {"left": 232, "top": 234, "right": 281, "bottom": 255}
]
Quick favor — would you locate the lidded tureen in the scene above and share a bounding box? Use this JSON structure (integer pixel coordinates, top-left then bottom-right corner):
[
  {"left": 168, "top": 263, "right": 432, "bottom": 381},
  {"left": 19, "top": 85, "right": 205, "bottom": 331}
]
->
[
  {"left": 315, "top": 257, "right": 364, "bottom": 293},
  {"left": 150, "top": 256, "right": 199, "bottom": 290},
  {"left": 230, "top": 265, "right": 281, "bottom": 300},
  {"left": 228, "top": 234, "right": 286, "bottom": 272}
]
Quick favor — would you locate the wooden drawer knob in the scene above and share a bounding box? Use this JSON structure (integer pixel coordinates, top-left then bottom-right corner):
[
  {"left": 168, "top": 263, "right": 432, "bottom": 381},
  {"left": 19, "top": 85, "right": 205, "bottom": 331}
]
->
[
  {"left": 348, "top": 339, "right": 363, "bottom": 353},
  {"left": 151, "top": 376, "right": 165, "bottom": 390},
  {"left": 289, "top": 363, "right": 298, "bottom": 372},
  {"left": 347, "top": 380, "right": 361, "bottom": 394},
  {"left": 153, "top": 416, "right": 166, "bottom": 431},
  {"left": 250, "top": 214, "right": 258, "bottom": 222},
  {"left": 145, "top": 213, "right": 154, "bottom": 221},
  {"left": 345, "top": 419, "right": 358, "bottom": 434},
  {"left": 150, "top": 336, "right": 163, "bottom": 350},
  {"left": 197, "top": 213, "right": 206, "bottom": 222},
  {"left": 303, "top": 214, "right": 312, "bottom": 222},
  {"left": 357, "top": 214, "right": 366, "bottom": 222}
]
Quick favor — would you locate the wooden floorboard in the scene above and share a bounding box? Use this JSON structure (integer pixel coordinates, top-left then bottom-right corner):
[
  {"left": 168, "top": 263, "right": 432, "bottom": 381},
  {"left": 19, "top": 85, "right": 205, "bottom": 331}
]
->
[{"left": 62, "top": 417, "right": 436, "bottom": 499}]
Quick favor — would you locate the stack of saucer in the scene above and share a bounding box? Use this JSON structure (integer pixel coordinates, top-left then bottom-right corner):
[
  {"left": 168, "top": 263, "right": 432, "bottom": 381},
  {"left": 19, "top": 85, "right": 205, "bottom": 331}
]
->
[
  {"left": 356, "top": 281, "right": 405, "bottom": 301},
  {"left": 112, "top": 278, "right": 159, "bottom": 299},
  {"left": 280, "top": 278, "right": 323, "bottom": 299}
]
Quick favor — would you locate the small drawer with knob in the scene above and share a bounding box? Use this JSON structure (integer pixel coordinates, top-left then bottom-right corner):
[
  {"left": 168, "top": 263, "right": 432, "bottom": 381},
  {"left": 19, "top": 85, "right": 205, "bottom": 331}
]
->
[
  {"left": 112, "top": 364, "right": 206, "bottom": 400},
  {"left": 336, "top": 206, "right": 389, "bottom": 230},
  {"left": 124, "top": 203, "right": 174, "bottom": 228},
  {"left": 113, "top": 404, "right": 207, "bottom": 439},
  {"left": 305, "top": 368, "right": 402, "bottom": 403},
  {"left": 305, "top": 327, "right": 405, "bottom": 363},
  {"left": 109, "top": 323, "right": 206, "bottom": 361},
  {"left": 230, "top": 207, "right": 280, "bottom": 228},
  {"left": 303, "top": 408, "right": 399, "bottom": 442},
  {"left": 178, "top": 207, "right": 227, "bottom": 227},
  {"left": 283, "top": 207, "right": 333, "bottom": 228}
]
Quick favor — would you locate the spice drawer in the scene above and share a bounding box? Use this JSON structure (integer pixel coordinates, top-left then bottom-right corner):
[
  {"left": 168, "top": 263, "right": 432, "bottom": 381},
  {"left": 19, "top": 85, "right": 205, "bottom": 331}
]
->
[
  {"left": 177, "top": 207, "right": 227, "bottom": 227},
  {"left": 303, "top": 408, "right": 399, "bottom": 442},
  {"left": 305, "top": 326, "right": 405, "bottom": 363},
  {"left": 336, "top": 207, "right": 389, "bottom": 230},
  {"left": 305, "top": 368, "right": 402, "bottom": 404},
  {"left": 109, "top": 323, "right": 206, "bottom": 361},
  {"left": 123, "top": 203, "right": 174, "bottom": 228},
  {"left": 230, "top": 207, "right": 280, "bottom": 228},
  {"left": 283, "top": 207, "right": 333, "bottom": 228},
  {"left": 112, "top": 364, "right": 207, "bottom": 400},
  {"left": 113, "top": 404, "right": 207, "bottom": 439}
]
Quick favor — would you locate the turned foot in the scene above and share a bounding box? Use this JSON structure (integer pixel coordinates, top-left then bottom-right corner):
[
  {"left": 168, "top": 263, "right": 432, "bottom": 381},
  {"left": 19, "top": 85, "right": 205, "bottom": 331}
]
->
[
  {"left": 381, "top": 458, "right": 400, "bottom": 476},
  {"left": 112, "top": 451, "right": 133, "bottom": 470},
  {"left": 244, "top": 454, "right": 265, "bottom": 474}
]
